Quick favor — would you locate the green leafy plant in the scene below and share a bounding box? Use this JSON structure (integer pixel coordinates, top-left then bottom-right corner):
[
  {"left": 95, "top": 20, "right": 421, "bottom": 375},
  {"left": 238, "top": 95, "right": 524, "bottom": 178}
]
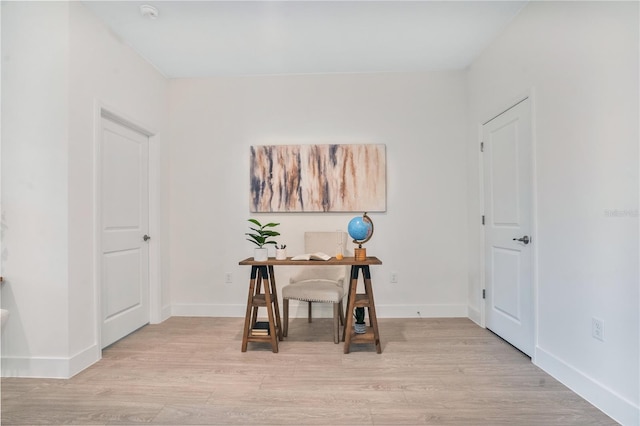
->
[
  {"left": 354, "top": 307, "right": 366, "bottom": 325},
  {"left": 245, "top": 219, "right": 280, "bottom": 248}
]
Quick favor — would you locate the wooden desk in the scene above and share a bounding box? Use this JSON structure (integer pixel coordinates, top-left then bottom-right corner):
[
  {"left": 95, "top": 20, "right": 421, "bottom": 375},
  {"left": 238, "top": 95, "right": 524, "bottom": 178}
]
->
[{"left": 238, "top": 256, "right": 383, "bottom": 353}]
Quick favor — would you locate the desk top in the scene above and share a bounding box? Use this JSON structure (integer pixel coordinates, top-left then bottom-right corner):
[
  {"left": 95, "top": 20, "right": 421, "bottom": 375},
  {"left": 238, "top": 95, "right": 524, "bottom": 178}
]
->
[{"left": 239, "top": 256, "right": 382, "bottom": 266}]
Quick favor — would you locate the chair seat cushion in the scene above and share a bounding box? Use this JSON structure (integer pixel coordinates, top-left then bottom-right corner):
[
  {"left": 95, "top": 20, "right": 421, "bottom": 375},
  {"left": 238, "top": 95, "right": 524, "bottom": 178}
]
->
[{"left": 282, "top": 279, "right": 344, "bottom": 303}]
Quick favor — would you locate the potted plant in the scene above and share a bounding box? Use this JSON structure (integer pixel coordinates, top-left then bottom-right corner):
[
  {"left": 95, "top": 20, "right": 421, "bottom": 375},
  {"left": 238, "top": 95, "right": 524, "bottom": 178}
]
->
[
  {"left": 354, "top": 307, "right": 366, "bottom": 334},
  {"left": 246, "top": 219, "right": 280, "bottom": 261}
]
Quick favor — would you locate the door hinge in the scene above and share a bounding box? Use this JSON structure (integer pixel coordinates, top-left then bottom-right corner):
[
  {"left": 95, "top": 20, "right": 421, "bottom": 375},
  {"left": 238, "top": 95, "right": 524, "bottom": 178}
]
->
[
  {"left": 480, "top": 142, "right": 484, "bottom": 152},
  {"left": 482, "top": 289, "right": 486, "bottom": 299},
  {"left": 482, "top": 215, "right": 485, "bottom": 225}
]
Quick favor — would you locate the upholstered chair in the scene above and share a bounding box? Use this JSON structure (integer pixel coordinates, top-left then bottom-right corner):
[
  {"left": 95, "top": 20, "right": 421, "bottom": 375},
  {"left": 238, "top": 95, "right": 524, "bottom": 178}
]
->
[{"left": 282, "top": 232, "right": 349, "bottom": 343}]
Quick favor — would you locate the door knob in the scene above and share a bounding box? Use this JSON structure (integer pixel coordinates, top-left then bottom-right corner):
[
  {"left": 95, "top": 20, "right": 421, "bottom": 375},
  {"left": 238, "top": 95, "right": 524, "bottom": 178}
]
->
[
  {"left": 512, "top": 235, "right": 530, "bottom": 245},
  {"left": 143, "top": 234, "right": 151, "bottom": 242}
]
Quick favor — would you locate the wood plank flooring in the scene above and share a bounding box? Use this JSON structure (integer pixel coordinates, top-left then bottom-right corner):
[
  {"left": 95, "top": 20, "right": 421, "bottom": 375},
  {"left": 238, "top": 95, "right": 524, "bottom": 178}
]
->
[{"left": 1, "top": 317, "right": 616, "bottom": 425}]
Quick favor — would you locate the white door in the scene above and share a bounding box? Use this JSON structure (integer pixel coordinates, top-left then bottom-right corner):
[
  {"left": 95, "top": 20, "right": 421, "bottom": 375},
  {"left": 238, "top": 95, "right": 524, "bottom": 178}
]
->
[
  {"left": 483, "top": 98, "right": 534, "bottom": 356},
  {"left": 100, "top": 117, "right": 150, "bottom": 348}
]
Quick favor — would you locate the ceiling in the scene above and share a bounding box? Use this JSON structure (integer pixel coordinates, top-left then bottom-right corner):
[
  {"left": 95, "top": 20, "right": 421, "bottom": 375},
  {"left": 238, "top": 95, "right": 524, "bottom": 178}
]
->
[{"left": 82, "top": 1, "right": 528, "bottom": 78}]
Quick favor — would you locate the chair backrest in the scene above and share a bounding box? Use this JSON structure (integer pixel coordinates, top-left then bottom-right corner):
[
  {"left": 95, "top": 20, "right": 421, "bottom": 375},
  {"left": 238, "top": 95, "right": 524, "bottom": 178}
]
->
[
  {"left": 289, "top": 232, "right": 349, "bottom": 284},
  {"left": 304, "top": 231, "right": 347, "bottom": 256}
]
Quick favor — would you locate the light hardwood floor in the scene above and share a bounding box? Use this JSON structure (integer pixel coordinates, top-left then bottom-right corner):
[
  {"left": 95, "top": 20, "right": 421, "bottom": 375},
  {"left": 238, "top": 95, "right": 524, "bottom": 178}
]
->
[{"left": 1, "top": 317, "right": 616, "bottom": 425}]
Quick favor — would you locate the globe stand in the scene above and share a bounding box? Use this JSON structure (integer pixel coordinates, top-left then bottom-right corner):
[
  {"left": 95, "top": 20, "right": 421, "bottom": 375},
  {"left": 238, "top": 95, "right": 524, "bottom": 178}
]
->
[{"left": 349, "top": 213, "right": 374, "bottom": 262}]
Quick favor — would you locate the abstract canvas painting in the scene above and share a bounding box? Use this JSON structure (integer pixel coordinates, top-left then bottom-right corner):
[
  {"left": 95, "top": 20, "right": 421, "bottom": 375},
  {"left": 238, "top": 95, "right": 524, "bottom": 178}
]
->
[{"left": 250, "top": 144, "right": 386, "bottom": 212}]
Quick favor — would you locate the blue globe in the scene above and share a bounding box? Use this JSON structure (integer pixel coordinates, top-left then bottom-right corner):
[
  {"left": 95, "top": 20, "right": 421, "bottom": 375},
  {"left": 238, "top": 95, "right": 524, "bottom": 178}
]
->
[{"left": 348, "top": 216, "right": 372, "bottom": 242}]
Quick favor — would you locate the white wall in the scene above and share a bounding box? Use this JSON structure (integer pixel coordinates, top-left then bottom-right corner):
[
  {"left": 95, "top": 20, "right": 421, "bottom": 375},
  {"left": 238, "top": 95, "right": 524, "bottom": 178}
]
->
[
  {"left": 67, "top": 2, "right": 170, "bottom": 370},
  {"left": 168, "top": 72, "right": 469, "bottom": 319},
  {"left": 466, "top": 2, "right": 639, "bottom": 424},
  {"left": 1, "top": 1, "right": 71, "bottom": 376},
  {"left": 1, "top": 2, "right": 169, "bottom": 378}
]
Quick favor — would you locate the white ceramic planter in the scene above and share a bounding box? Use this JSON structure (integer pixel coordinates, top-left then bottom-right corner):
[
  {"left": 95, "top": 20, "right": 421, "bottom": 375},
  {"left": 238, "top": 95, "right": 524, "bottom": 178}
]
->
[
  {"left": 254, "top": 248, "right": 268, "bottom": 261},
  {"left": 275, "top": 248, "right": 287, "bottom": 260}
]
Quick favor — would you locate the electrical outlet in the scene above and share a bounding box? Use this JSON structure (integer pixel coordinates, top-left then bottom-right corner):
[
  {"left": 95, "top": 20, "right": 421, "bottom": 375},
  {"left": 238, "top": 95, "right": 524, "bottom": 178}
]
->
[
  {"left": 390, "top": 272, "right": 398, "bottom": 283},
  {"left": 592, "top": 317, "right": 604, "bottom": 341},
  {"left": 224, "top": 273, "right": 233, "bottom": 284}
]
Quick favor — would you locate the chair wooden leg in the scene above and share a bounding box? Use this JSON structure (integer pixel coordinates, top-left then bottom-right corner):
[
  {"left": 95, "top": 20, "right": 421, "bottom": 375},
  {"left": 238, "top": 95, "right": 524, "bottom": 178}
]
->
[
  {"left": 338, "top": 300, "right": 345, "bottom": 326},
  {"left": 333, "top": 303, "right": 340, "bottom": 344},
  {"left": 308, "top": 301, "right": 312, "bottom": 323},
  {"left": 283, "top": 299, "right": 289, "bottom": 337}
]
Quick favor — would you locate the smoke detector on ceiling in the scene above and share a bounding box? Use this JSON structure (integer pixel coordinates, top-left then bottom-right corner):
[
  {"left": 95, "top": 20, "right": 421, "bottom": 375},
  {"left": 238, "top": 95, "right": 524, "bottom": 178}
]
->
[{"left": 140, "top": 5, "right": 159, "bottom": 20}]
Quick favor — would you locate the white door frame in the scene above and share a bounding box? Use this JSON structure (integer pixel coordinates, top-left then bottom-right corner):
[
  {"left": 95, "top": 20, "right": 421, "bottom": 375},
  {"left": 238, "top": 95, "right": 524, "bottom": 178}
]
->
[
  {"left": 94, "top": 102, "right": 163, "bottom": 352},
  {"left": 478, "top": 89, "right": 539, "bottom": 359}
]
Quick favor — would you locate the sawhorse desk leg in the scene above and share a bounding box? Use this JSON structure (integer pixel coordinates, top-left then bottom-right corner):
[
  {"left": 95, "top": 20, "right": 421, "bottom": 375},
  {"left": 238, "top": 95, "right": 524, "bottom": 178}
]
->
[
  {"left": 342, "top": 265, "right": 382, "bottom": 354},
  {"left": 241, "top": 265, "right": 282, "bottom": 353}
]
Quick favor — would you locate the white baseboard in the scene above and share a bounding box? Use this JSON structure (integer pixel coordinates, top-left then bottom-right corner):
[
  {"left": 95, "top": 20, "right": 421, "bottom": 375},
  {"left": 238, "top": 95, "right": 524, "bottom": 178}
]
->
[
  {"left": 375, "top": 304, "right": 468, "bottom": 318},
  {"left": 159, "top": 305, "right": 172, "bottom": 322},
  {"left": 171, "top": 304, "right": 246, "bottom": 317},
  {"left": 170, "top": 303, "right": 468, "bottom": 319},
  {"left": 535, "top": 346, "right": 639, "bottom": 426},
  {"left": 467, "top": 305, "right": 481, "bottom": 325},
  {"left": 68, "top": 344, "right": 101, "bottom": 377},
  {"left": 2, "top": 344, "right": 100, "bottom": 379},
  {"left": 2, "top": 356, "right": 69, "bottom": 378}
]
